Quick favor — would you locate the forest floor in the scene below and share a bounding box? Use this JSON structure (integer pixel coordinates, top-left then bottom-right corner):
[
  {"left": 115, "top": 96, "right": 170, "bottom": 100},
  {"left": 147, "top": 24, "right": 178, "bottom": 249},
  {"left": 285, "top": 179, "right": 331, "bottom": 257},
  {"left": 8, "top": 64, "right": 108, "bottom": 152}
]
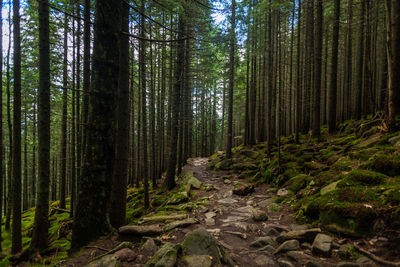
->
[{"left": 59, "top": 158, "right": 382, "bottom": 267}]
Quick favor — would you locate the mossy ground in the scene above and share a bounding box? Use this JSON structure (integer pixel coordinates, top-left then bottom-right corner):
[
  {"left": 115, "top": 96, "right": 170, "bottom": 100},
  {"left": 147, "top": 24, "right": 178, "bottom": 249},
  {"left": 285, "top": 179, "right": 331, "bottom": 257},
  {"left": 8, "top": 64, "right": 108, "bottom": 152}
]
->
[
  {"left": 0, "top": 172, "right": 206, "bottom": 266},
  {"left": 209, "top": 118, "right": 400, "bottom": 237}
]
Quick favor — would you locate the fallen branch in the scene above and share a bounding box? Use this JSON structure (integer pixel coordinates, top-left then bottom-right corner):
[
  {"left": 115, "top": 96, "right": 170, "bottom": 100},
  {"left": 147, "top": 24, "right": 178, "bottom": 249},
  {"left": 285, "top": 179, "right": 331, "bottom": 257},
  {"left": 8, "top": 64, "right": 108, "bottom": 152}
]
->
[
  {"left": 84, "top": 246, "right": 110, "bottom": 252},
  {"left": 353, "top": 242, "right": 400, "bottom": 267}
]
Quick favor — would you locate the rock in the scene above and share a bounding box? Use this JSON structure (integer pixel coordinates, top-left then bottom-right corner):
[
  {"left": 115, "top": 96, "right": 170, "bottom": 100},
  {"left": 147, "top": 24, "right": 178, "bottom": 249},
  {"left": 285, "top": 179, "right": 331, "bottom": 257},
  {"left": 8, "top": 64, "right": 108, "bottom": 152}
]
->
[
  {"left": 119, "top": 225, "right": 163, "bottom": 236},
  {"left": 163, "top": 218, "right": 198, "bottom": 231},
  {"left": 223, "top": 179, "right": 231, "bottom": 184},
  {"left": 338, "top": 244, "right": 352, "bottom": 260},
  {"left": 86, "top": 255, "right": 121, "bottom": 267},
  {"left": 320, "top": 181, "right": 340, "bottom": 195},
  {"left": 140, "top": 238, "right": 159, "bottom": 254},
  {"left": 290, "top": 224, "right": 308, "bottom": 231},
  {"left": 167, "top": 192, "right": 189, "bottom": 205},
  {"left": 258, "top": 198, "right": 276, "bottom": 208},
  {"left": 182, "top": 227, "right": 234, "bottom": 266},
  {"left": 305, "top": 260, "right": 324, "bottom": 267},
  {"left": 286, "top": 251, "right": 313, "bottom": 262},
  {"left": 205, "top": 218, "right": 215, "bottom": 226},
  {"left": 337, "top": 262, "right": 361, "bottom": 267},
  {"left": 186, "top": 175, "right": 202, "bottom": 189},
  {"left": 277, "top": 188, "right": 288, "bottom": 196},
  {"left": 264, "top": 224, "right": 290, "bottom": 233},
  {"left": 277, "top": 259, "right": 295, "bottom": 267},
  {"left": 141, "top": 213, "right": 187, "bottom": 224},
  {"left": 266, "top": 228, "right": 280, "bottom": 236},
  {"left": 248, "top": 224, "right": 259, "bottom": 232},
  {"left": 312, "top": 234, "right": 332, "bottom": 257},
  {"left": 217, "top": 198, "right": 238, "bottom": 204},
  {"left": 114, "top": 248, "right": 136, "bottom": 262},
  {"left": 181, "top": 255, "right": 212, "bottom": 267},
  {"left": 144, "top": 242, "right": 179, "bottom": 267},
  {"left": 274, "top": 240, "right": 300, "bottom": 254},
  {"left": 205, "top": 212, "right": 217, "bottom": 219},
  {"left": 221, "top": 216, "right": 247, "bottom": 223},
  {"left": 276, "top": 228, "right": 322, "bottom": 243},
  {"left": 233, "top": 183, "right": 255, "bottom": 196},
  {"left": 251, "top": 237, "right": 278, "bottom": 248},
  {"left": 254, "top": 254, "right": 277, "bottom": 266},
  {"left": 252, "top": 209, "right": 269, "bottom": 222}
]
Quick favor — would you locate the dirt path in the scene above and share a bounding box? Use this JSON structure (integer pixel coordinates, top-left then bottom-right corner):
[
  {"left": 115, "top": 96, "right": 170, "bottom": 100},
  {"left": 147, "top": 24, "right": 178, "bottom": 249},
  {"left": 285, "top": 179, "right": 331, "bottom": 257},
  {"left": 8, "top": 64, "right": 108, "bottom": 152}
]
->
[{"left": 62, "top": 158, "right": 378, "bottom": 267}]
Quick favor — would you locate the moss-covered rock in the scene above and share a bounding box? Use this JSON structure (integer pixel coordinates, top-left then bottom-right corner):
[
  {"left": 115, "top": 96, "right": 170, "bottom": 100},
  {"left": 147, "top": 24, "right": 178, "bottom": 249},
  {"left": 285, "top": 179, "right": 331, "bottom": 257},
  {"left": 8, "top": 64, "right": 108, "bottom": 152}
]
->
[
  {"left": 284, "top": 174, "right": 310, "bottom": 194},
  {"left": 145, "top": 242, "right": 180, "bottom": 267},
  {"left": 340, "top": 169, "right": 386, "bottom": 186},
  {"left": 361, "top": 153, "right": 400, "bottom": 177},
  {"left": 181, "top": 227, "right": 234, "bottom": 266}
]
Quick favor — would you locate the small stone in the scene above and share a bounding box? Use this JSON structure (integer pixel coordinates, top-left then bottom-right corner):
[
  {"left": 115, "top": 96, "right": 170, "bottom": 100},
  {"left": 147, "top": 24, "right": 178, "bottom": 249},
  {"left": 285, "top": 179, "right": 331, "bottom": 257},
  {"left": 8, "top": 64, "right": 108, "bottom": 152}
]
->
[
  {"left": 277, "top": 188, "right": 288, "bottom": 196},
  {"left": 221, "top": 216, "right": 247, "bottom": 223},
  {"left": 254, "top": 254, "right": 276, "bottom": 266},
  {"left": 218, "top": 198, "right": 238, "bottom": 204},
  {"left": 205, "top": 218, "right": 215, "bottom": 226},
  {"left": 233, "top": 183, "right": 255, "bottom": 196},
  {"left": 205, "top": 212, "right": 217, "bottom": 219},
  {"left": 223, "top": 178, "right": 231, "bottom": 184},
  {"left": 140, "top": 238, "right": 159, "bottom": 254},
  {"left": 274, "top": 240, "right": 300, "bottom": 254},
  {"left": 290, "top": 224, "right": 308, "bottom": 231},
  {"left": 251, "top": 237, "right": 278, "bottom": 248},
  {"left": 252, "top": 209, "right": 269, "bottom": 222},
  {"left": 248, "top": 224, "right": 259, "bottom": 232},
  {"left": 258, "top": 198, "right": 276, "bottom": 208},
  {"left": 277, "top": 228, "right": 322, "bottom": 243},
  {"left": 181, "top": 255, "right": 212, "bottom": 267},
  {"left": 286, "top": 251, "right": 313, "bottom": 262},
  {"left": 312, "top": 234, "right": 332, "bottom": 257},
  {"left": 277, "top": 259, "right": 295, "bottom": 267},
  {"left": 114, "top": 248, "right": 136, "bottom": 262}
]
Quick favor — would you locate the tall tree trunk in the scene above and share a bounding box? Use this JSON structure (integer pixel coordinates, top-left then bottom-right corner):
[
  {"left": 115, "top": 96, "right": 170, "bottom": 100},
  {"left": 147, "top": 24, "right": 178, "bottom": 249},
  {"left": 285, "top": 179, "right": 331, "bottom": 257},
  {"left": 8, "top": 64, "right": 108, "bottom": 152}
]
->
[
  {"left": 31, "top": 0, "right": 50, "bottom": 250},
  {"left": 295, "top": 0, "right": 302, "bottom": 143},
  {"left": 82, "top": 0, "right": 91, "bottom": 155},
  {"left": 355, "top": 0, "right": 365, "bottom": 119},
  {"left": 110, "top": 1, "right": 130, "bottom": 228},
  {"left": 60, "top": 10, "right": 68, "bottom": 210},
  {"left": 329, "top": 0, "right": 340, "bottom": 133},
  {"left": 0, "top": 0, "right": 3, "bottom": 251},
  {"left": 12, "top": 0, "right": 22, "bottom": 254},
  {"left": 312, "top": 0, "right": 323, "bottom": 138},
  {"left": 164, "top": 12, "right": 185, "bottom": 190},
  {"left": 71, "top": 0, "right": 120, "bottom": 251},
  {"left": 226, "top": 0, "right": 236, "bottom": 159}
]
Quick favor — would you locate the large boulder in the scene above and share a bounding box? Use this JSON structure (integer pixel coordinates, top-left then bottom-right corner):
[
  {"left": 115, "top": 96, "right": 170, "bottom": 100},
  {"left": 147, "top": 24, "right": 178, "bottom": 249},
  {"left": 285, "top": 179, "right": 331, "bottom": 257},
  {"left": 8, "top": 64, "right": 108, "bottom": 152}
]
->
[
  {"left": 86, "top": 255, "right": 121, "bottom": 267},
  {"left": 145, "top": 242, "right": 179, "bottom": 267},
  {"left": 181, "top": 255, "right": 212, "bottom": 267},
  {"left": 182, "top": 227, "right": 234, "bottom": 266}
]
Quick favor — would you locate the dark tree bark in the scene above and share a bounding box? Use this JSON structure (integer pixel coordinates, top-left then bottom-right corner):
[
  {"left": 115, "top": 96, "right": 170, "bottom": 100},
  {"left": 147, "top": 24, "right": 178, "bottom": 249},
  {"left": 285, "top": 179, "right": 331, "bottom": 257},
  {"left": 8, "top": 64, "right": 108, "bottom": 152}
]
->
[
  {"left": 295, "top": 0, "right": 302, "bottom": 143},
  {"left": 164, "top": 11, "right": 185, "bottom": 190},
  {"left": 0, "top": 0, "right": 3, "bottom": 252},
  {"left": 71, "top": 0, "right": 120, "bottom": 251},
  {"left": 82, "top": 0, "right": 91, "bottom": 155},
  {"left": 329, "top": 0, "right": 340, "bottom": 133},
  {"left": 226, "top": 0, "right": 236, "bottom": 159},
  {"left": 12, "top": 0, "right": 22, "bottom": 255},
  {"left": 31, "top": 0, "right": 51, "bottom": 250},
  {"left": 110, "top": 1, "right": 130, "bottom": 228},
  {"left": 355, "top": 0, "right": 365, "bottom": 120},
  {"left": 312, "top": 0, "right": 323, "bottom": 138},
  {"left": 60, "top": 9, "right": 68, "bottom": 210}
]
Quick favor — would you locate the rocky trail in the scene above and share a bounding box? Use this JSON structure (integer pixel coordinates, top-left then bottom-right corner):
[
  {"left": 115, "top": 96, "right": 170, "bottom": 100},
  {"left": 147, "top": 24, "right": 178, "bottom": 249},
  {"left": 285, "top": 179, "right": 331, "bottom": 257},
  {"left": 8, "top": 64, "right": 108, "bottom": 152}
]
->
[{"left": 62, "top": 158, "right": 386, "bottom": 267}]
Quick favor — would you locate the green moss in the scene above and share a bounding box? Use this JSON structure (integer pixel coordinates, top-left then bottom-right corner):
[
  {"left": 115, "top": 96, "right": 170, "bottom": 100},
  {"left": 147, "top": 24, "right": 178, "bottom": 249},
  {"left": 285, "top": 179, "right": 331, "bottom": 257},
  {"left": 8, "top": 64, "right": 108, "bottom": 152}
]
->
[
  {"left": 361, "top": 153, "right": 400, "bottom": 177},
  {"left": 314, "top": 169, "right": 341, "bottom": 187},
  {"left": 284, "top": 174, "right": 310, "bottom": 194},
  {"left": 331, "top": 157, "right": 354, "bottom": 171},
  {"left": 383, "top": 189, "right": 400, "bottom": 205},
  {"left": 341, "top": 169, "right": 387, "bottom": 186}
]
